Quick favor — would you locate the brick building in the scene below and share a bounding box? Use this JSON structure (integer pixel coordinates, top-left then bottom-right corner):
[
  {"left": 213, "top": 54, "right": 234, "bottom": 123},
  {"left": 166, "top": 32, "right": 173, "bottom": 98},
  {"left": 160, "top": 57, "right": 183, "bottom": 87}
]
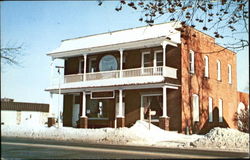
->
[{"left": 46, "top": 22, "right": 249, "bottom": 134}]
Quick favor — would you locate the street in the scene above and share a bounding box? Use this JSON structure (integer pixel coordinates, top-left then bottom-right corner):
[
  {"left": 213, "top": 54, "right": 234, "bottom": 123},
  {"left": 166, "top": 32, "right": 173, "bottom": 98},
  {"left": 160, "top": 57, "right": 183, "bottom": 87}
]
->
[{"left": 1, "top": 137, "right": 249, "bottom": 159}]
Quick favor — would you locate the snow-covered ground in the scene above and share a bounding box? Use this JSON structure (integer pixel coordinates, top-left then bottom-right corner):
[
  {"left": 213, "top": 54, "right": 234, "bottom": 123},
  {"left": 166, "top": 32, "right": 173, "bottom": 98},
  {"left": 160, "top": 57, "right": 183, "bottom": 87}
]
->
[{"left": 1, "top": 120, "right": 249, "bottom": 152}]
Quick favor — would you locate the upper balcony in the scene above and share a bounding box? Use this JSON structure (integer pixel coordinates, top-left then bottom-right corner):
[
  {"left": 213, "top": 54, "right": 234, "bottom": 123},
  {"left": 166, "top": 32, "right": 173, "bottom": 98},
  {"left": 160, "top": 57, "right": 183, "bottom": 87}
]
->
[{"left": 64, "top": 66, "right": 177, "bottom": 83}]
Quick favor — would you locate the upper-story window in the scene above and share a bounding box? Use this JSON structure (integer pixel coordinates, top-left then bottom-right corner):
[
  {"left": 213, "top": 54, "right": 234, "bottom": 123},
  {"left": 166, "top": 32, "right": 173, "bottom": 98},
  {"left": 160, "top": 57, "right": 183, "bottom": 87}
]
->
[
  {"left": 218, "top": 98, "right": 223, "bottom": 122},
  {"left": 208, "top": 97, "right": 213, "bottom": 122},
  {"left": 99, "top": 55, "right": 118, "bottom": 71},
  {"left": 217, "top": 60, "right": 221, "bottom": 81},
  {"left": 189, "top": 50, "right": 195, "bottom": 74},
  {"left": 142, "top": 52, "right": 151, "bottom": 67},
  {"left": 79, "top": 59, "right": 84, "bottom": 73},
  {"left": 204, "top": 56, "right": 209, "bottom": 78},
  {"left": 192, "top": 94, "right": 199, "bottom": 122},
  {"left": 154, "top": 51, "right": 163, "bottom": 67},
  {"left": 88, "top": 57, "right": 97, "bottom": 73},
  {"left": 228, "top": 64, "right": 232, "bottom": 84}
]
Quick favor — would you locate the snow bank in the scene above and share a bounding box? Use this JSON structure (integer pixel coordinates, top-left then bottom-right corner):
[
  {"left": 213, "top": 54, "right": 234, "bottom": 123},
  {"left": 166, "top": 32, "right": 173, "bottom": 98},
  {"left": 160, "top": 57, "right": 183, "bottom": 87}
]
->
[
  {"left": 1, "top": 121, "right": 248, "bottom": 152},
  {"left": 189, "top": 127, "right": 249, "bottom": 152},
  {"left": 1, "top": 120, "right": 200, "bottom": 146}
]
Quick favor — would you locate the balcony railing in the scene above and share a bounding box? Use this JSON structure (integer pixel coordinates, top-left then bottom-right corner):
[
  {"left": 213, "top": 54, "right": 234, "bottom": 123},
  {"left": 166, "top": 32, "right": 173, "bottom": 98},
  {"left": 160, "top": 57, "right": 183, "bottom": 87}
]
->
[{"left": 64, "top": 66, "right": 177, "bottom": 83}]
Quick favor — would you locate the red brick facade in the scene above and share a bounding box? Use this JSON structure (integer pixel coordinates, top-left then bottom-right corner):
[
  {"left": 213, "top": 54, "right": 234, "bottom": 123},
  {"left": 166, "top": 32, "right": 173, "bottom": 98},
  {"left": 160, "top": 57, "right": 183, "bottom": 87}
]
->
[{"left": 180, "top": 27, "right": 239, "bottom": 134}]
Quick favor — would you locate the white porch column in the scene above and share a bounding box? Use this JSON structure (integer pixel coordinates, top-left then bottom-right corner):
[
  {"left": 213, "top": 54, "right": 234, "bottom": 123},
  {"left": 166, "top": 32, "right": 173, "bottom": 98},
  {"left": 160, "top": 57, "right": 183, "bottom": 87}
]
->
[
  {"left": 161, "top": 41, "right": 167, "bottom": 76},
  {"left": 83, "top": 54, "right": 87, "bottom": 81},
  {"left": 50, "top": 58, "right": 55, "bottom": 87},
  {"left": 81, "top": 91, "right": 86, "bottom": 117},
  {"left": 49, "top": 93, "right": 54, "bottom": 117},
  {"left": 162, "top": 86, "right": 167, "bottom": 117},
  {"left": 117, "top": 89, "right": 123, "bottom": 117},
  {"left": 119, "top": 49, "right": 123, "bottom": 78}
]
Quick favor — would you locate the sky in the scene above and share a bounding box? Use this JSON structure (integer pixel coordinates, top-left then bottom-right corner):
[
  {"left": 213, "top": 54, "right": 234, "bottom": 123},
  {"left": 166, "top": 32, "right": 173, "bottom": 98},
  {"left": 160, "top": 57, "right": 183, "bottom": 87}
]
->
[{"left": 1, "top": 1, "right": 249, "bottom": 104}]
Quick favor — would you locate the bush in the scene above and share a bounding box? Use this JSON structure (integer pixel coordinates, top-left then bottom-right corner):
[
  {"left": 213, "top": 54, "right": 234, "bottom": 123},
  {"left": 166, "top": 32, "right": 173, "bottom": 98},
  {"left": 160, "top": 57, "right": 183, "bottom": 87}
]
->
[{"left": 235, "top": 107, "right": 249, "bottom": 133}]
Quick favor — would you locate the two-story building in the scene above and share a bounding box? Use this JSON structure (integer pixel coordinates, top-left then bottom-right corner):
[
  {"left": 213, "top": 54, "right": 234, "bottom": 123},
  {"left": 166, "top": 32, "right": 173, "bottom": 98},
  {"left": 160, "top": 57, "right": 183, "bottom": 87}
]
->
[{"left": 45, "top": 22, "right": 248, "bottom": 134}]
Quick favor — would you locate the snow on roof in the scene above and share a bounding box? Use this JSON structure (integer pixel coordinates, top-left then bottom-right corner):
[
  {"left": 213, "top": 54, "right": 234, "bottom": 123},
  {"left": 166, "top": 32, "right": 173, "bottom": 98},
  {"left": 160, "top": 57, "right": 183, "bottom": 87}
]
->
[
  {"left": 48, "top": 22, "right": 181, "bottom": 55},
  {"left": 47, "top": 76, "right": 165, "bottom": 91}
]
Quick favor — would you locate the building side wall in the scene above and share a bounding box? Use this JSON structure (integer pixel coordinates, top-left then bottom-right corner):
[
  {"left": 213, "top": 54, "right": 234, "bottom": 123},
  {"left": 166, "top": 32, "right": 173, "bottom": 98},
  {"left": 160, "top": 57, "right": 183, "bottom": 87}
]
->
[
  {"left": 181, "top": 28, "right": 238, "bottom": 134},
  {"left": 1, "top": 110, "right": 48, "bottom": 126},
  {"left": 237, "top": 91, "right": 249, "bottom": 107}
]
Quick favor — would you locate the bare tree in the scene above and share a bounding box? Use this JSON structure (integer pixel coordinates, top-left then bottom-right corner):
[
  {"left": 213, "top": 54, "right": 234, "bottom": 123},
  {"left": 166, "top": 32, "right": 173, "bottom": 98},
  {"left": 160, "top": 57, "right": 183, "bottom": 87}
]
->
[
  {"left": 1, "top": 43, "right": 24, "bottom": 66},
  {"left": 98, "top": 0, "right": 249, "bottom": 52}
]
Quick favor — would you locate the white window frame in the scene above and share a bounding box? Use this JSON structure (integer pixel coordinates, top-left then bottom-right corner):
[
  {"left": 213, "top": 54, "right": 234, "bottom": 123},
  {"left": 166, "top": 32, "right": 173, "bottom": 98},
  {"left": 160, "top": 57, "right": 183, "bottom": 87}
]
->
[
  {"left": 141, "top": 51, "right": 151, "bottom": 74},
  {"left": 142, "top": 52, "right": 151, "bottom": 68},
  {"left": 88, "top": 57, "right": 96, "bottom": 73},
  {"left": 154, "top": 50, "right": 163, "bottom": 67},
  {"left": 228, "top": 64, "right": 232, "bottom": 84},
  {"left": 208, "top": 97, "right": 213, "bottom": 122},
  {"left": 219, "top": 98, "right": 223, "bottom": 122},
  {"left": 204, "top": 55, "right": 209, "bottom": 78},
  {"left": 153, "top": 50, "right": 163, "bottom": 73},
  {"left": 79, "top": 59, "right": 84, "bottom": 73},
  {"left": 189, "top": 50, "right": 195, "bottom": 74},
  {"left": 217, "top": 60, "right": 221, "bottom": 81},
  {"left": 140, "top": 93, "right": 162, "bottom": 122},
  {"left": 192, "top": 94, "right": 199, "bottom": 122}
]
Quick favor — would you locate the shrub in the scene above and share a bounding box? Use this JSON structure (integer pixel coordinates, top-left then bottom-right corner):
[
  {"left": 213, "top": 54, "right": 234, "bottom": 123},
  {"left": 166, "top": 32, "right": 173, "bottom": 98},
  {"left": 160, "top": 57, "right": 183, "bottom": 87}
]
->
[{"left": 235, "top": 107, "right": 249, "bottom": 133}]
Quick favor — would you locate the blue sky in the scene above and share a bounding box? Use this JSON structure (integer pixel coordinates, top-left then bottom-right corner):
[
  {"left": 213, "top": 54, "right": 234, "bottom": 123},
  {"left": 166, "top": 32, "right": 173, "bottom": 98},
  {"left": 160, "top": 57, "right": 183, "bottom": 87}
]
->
[{"left": 1, "top": 1, "right": 249, "bottom": 103}]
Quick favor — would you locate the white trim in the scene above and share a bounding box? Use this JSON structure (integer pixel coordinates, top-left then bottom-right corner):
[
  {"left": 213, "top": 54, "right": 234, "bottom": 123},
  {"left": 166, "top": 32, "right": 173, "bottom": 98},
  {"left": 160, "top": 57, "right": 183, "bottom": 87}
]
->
[
  {"left": 219, "top": 98, "right": 223, "bottom": 122},
  {"left": 204, "top": 55, "right": 209, "bottom": 78},
  {"left": 154, "top": 50, "right": 163, "bottom": 68},
  {"left": 228, "top": 64, "right": 232, "bottom": 84},
  {"left": 119, "top": 49, "right": 124, "bottom": 78},
  {"left": 117, "top": 89, "right": 124, "bottom": 118},
  {"left": 81, "top": 91, "right": 86, "bottom": 117},
  {"left": 192, "top": 94, "right": 199, "bottom": 122},
  {"left": 90, "top": 90, "right": 115, "bottom": 99},
  {"left": 49, "top": 93, "right": 54, "bottom": 117},
  {"left": 141, "top": 51, "right": 151, "bottom": 68},
  {"left": 162, "top": 86, "right": 167, "bottom": 117},
  {"left": 83, "top": 54, "right": 87, "bottom": 81},
  {"left": 88, "top": 57, "right": 97, "bottom": 73},
  {"left": 78, "top": 59, "right": 84, "bottom": 73},
  {"left": 48, "top": 82, "right": 179, "bottom": 94},
  {"left": 217, "top": 60, "right": 221, "bottom": 81},
  {"left": 208, "top": 97, "right": 213, "bottom": 122},
  {"left": 190, "top": 50, "right": 195, "bottom": 74}
]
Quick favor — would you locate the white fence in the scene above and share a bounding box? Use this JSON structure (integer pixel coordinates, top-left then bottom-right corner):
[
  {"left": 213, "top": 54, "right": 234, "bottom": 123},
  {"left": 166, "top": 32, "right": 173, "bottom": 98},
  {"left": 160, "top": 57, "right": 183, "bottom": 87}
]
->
[{"left": 63, "top": 66, "right": 177, "bottom": 83}]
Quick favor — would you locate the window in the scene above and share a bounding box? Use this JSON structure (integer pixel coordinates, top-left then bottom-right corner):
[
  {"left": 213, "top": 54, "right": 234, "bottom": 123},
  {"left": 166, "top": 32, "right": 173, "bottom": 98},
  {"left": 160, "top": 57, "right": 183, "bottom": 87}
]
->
[
  {"left": 204, "top": 56, "right": 209, "bottom": 77},
  {"left": 217, "top": 60, "right": 221, "bottom": 81},
  {"left": 219, "top": 98, "right": 223, "bottom": 122},
  {"left": 154, "top": 51, "right": 163, "bottom": 67},
  {"left": 208, "top": 97, "right": 213, "bottom": 122},
  {"left": 228, "top": 64, "right": 232, "bottom": 84},
  {"left": 86, "top": 95, "right": 108, "bottom": 119},
  {"left": 192, "top": 94, "right": 199, "bottom": 122},
  {"left": 142, "top": 52, "right": 151, "bottom": 67},
  {"left": 141, "top": 94, "right": 163, "bottom": 121},
  {"left": 79, "top": 59, "right": 84, "bottom": 73},
  {"left": 99, "top": 55, "right": 118, "bottom": 71},
  {"left": 88, "top": 57, "right": 97, "bottom": 73},
  {"left": 189, "top": 50, "right": 195, "bottom": 74}
]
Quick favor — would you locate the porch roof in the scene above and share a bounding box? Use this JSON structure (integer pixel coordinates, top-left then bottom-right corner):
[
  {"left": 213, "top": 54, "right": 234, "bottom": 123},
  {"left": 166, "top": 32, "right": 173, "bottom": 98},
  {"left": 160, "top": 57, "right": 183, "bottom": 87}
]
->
[
  {"left": 46, "top": 76, "right": 167, "bottom": 94},
  {"left": 48, "top": 22, "right": 181, "bottom": 58}
]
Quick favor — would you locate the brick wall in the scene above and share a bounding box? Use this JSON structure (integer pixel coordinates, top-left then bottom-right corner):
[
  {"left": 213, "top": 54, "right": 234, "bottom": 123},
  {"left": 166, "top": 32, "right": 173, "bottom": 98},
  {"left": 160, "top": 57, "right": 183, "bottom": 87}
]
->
[{"left": 180, "top": 27, "right": 238, "bottom": 134}]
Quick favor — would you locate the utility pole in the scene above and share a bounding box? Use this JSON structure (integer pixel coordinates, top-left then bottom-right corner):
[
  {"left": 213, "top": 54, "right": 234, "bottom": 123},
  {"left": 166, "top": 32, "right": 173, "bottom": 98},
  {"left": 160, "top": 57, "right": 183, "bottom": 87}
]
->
[{"left": 56, "top": 66, "right": 64, "bottom": 128}]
